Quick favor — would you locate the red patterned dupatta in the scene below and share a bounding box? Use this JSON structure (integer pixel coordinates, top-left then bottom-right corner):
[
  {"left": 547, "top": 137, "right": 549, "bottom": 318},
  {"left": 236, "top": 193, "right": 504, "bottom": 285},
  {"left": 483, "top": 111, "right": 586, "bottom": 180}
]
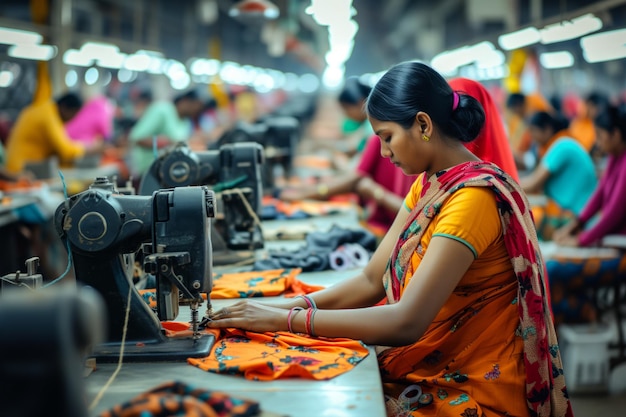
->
[{"left": 382, "top": 161, "right": 573, "bottom": 417}]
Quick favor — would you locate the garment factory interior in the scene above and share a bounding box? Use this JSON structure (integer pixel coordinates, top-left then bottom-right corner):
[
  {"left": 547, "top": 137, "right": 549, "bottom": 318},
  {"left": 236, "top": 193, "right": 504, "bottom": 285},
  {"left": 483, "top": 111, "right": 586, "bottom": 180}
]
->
[{"left": 1, "top": 1, "right": 626, "bottom": 416}]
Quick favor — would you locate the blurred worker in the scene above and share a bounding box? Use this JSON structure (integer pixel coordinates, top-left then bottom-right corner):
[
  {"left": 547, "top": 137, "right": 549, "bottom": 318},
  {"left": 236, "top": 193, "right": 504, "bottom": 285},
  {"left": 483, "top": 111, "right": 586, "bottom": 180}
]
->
[
  {"left": 569, "top": 91, "right": 609, "bottom": 153},
  {"left": 554, "top": 104, "right": 626, "bottom": 247},
  {"left": 65, "top": 95, "right": 116, "bottom": 146},
  {"left": 280, "top": 76, "right": 411, "bottom": 236},
  {"left": 4, "top": 93, "right": 102, "bottom": 174},
  {"left": 332, "top": 76, "right": 375, "bottom": 171},
  {"left": 449, "top": 78, "right": 519, "bottom": 181},
  {"left": 520, "top": 111, "right": 597, "bottom": 239},
  {"left": 128, "top": 90, "right": 205, "bottom": 177},
  {"left": 505, "top": 91, "right": 553, "bottom": 170}
]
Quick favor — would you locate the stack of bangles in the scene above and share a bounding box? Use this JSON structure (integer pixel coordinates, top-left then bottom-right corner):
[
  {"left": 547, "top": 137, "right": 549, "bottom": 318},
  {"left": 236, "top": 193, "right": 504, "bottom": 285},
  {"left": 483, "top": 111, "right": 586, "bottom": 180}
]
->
[{"left": 287, "top": 295, "right": 318, "bottom": 336}]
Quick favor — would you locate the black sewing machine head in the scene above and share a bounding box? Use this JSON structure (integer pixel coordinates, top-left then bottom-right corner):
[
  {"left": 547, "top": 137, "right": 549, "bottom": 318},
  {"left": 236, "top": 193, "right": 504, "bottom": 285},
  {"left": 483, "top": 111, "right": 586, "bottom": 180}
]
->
[
  {"left": 215, "top": 116, "right": 300, "bottom": 188},
  {"left": 139, "top": 142, "right": 264, "bottom": 252},
  {"left": 54, "top": 177, "right": 216, "bottom": 361}
]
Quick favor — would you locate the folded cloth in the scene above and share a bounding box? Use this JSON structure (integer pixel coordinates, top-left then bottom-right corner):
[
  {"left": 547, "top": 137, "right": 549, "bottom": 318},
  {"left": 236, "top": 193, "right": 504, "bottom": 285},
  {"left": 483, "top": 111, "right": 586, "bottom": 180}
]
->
[
  {"left": 181, "top": 326, "right": 369, "bottom": 381},
  {"left": 260, "top": 196, "right": 358, "bottom": 220},
  {"left": 99, "top": 380, "right": 260, "bottom": 417},
  {"left": 252, "top": 225, "right": 377, "bottom": 272},
  {"left": 139, "top": 269, "right": 323, "bottom": 308}
]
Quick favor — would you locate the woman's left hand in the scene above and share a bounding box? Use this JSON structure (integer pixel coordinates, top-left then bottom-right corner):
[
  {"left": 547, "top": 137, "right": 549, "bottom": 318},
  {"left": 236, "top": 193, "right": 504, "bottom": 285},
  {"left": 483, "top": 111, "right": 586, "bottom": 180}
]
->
[
  {"left": 554, "top": 233, "right": 580, "bottom": 247},
  {"left": 206, "top": 300, "right": 289, "bottom": 333}
]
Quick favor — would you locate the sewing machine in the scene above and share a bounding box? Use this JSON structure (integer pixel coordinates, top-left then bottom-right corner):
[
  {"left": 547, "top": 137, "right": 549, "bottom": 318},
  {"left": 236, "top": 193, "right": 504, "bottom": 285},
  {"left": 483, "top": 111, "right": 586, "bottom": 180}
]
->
[
  {"left": 54, "top": 177, "right": 216, "bottom": 361},
  {"left": 139, "top": 141, "right": 265, "bottom": 253},
  {"left": 214, "top": 116, "right": 300, "bottom": 189}
]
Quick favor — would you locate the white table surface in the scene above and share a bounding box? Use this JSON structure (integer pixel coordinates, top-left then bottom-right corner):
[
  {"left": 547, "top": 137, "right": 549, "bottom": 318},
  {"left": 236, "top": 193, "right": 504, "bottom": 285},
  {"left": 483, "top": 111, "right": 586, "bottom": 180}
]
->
[{"left": 86, "top": 210, "right": 386, "bottom": 417}]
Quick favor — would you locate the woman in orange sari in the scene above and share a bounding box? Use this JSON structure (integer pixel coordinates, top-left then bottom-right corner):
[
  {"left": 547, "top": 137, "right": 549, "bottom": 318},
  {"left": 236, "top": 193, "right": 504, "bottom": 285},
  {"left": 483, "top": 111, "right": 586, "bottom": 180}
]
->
[{"left": 208, "top": 62, "right": 572, "bottom": 417}]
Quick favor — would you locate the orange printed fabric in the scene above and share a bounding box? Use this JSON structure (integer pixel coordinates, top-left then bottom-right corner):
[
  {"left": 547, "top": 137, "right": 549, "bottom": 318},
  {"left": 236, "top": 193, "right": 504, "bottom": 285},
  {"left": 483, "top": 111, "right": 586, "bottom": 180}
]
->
[
  {"left": 262, "top": 195, "right": 359, "bottom": 217},
  {"left": 186, "top": 327, "right": 369, "bottom": 381},
  {"left": 139, "top": 269, "right": 324, "bottom": 308},
  {"left": 211, "top": 268, "right": 323, "bottom": 299},
  {"left": 98, "top": 380, "right": 260, "bottom": 417}
]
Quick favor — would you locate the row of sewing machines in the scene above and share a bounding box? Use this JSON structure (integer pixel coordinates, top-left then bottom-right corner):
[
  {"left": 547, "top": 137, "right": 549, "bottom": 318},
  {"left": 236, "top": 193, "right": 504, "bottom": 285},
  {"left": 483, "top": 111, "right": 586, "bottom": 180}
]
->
[{"left": 0, "top": 114, "right": 305, "bottom": 366}]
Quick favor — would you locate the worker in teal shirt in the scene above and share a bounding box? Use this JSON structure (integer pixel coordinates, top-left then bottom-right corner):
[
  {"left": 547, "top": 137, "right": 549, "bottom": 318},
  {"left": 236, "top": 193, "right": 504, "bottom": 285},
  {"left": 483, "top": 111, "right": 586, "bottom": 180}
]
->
[
  {"left": 521, "top": 111, "right": 597, "bottom": 238},
  {"left": 129, "top": 90, "right": 204, "bottom": 177}
]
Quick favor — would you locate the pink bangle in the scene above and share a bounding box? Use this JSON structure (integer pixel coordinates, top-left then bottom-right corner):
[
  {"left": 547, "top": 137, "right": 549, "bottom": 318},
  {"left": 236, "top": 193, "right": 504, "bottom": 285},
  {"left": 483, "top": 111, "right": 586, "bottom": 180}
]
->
[
  {"left": 305, "top": 308, "right": 314, "bottom": 335},
  {"left": 298, "top": 295, "right": 317, "bottom": 309},
  {"left": 287, "top": 307, "right": 304, "bottom": 333}
]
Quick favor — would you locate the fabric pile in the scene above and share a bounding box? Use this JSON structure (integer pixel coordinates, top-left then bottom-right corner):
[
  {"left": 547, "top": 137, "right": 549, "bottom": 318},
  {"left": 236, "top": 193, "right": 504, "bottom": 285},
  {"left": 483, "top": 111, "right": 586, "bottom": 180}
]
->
[
  {"left": 99, "top": 381, "right": 260, "bottom": 417},
  {"left": 252, "top": 225, "right": 376, "bottom": 272}
]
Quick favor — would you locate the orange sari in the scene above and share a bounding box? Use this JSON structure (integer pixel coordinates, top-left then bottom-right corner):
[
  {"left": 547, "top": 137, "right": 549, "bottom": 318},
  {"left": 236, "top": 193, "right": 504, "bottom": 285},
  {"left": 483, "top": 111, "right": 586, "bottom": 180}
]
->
[{"left": 379, "top": 162, "right": 572, "bottom": 417}]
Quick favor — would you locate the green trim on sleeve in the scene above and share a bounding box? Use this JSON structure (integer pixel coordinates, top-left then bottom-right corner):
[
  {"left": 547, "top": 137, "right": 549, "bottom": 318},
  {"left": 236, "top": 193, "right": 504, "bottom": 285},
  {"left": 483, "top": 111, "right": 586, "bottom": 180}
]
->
[
  {"left": 403, "top": 200, "right": 412, "bottom": 212},
  {"left": 432, "top": 233, "right": 478, "bottom": 258}
]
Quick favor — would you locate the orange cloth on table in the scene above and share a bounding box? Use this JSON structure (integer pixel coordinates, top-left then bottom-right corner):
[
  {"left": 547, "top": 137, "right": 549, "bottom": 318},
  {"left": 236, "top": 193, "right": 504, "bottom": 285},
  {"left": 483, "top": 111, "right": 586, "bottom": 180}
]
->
[
  {"left": 139, "top": 269, "right": 323, "bottom": 309},
  {"left": 211, "top": 268, "right": 323, "bottom": 298},
  {"left": 448, "top": 78, "right": 519, "bottom": 182},
  {"left": 182, "top": 326, "right": 369, "bottom": 381},
  {"left": 262, "top": 195, "right": 358, "bottom": 217}
]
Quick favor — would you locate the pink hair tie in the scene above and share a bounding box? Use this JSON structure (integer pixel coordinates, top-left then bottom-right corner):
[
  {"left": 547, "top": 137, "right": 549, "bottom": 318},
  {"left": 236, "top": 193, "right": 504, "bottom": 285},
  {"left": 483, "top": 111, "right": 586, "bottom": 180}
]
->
[{"left": 452, "top": 92, "right": 460, "bottom": 111}]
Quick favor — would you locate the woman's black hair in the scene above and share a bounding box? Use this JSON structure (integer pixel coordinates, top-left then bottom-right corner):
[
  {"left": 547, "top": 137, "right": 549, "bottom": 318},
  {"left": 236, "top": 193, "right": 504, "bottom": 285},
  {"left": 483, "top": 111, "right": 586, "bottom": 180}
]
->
[
  {"left": 338, "top": 76, "right": 372, "bottom": 105},
  {"left": 528, "top": 111, "right": 569, "bottom": 133},
  {"left": 506, "top": 93, "right": 526, "bottom": 110},
  {"left": 56, "top": 92, "right": 83, "bottom": 110},
  {"left": 595, "top": 105, "right": 626, "bottom": 142},
  {"left": 365, "top": 61, "right": 485, "bottom": 143}
]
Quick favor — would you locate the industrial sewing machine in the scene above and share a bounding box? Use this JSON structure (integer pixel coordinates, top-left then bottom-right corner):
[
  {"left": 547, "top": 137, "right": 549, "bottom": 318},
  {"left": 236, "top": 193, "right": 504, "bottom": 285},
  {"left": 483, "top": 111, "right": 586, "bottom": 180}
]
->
[
  {"left": 139, "top": 141, "right": 265, "bottom": 255},
  {"left": 54, "top": 176, "right": 216, "bottom": 361},
  {"left": 214, "top": 116, "right": 300, "bottom": 189}
]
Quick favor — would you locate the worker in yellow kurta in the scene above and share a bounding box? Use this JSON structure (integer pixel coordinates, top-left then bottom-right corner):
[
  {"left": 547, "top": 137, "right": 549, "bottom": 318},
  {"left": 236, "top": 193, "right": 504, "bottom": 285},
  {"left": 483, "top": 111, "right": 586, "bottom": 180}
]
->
[{"left": 4, "top": 93, "right": 100, "bottom": 174}]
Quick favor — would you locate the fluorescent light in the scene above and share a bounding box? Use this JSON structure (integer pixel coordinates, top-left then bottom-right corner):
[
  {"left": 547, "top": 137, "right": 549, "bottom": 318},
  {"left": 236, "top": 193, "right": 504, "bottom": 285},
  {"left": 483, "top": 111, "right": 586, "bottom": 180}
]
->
[
  {"left": 540, "top": 13, "right": 602, "bottom": 44},
  {"left": 0, "top": 27, "right": 42, "bottom": 45},
  {"left": 322, "top": 65, "right": 344, "bottom": 89},
  {"left": 477, "top": 49, "right": 505, "bottom": 69},
  {"left": 97, "top": 52, "right": 127, "bottom": 69},
  {"left": 63, "top": 49, "right": 94, "bottom": 67},
  {"left": 431, "top": 41, "right": 497, "bottom": 74},
  {"left": 65, "top": 70, "right": 78, "bottom": 87},
  {"left": 0, "top": 70, "right": 14, "bottom": 88},
  {"left": 539, "top": 51, "right": 574, "bottom": 69},
  {"left": 498, "top": 27, "right": 541, "bottom": 50},
  {"left": 253, "top": 73, "right": 275, "bottom": 93},
  {"left": 123, "top": 53, "right": 151, "bottom": 71},
  {"left": 84, "top": 67, "right": 99, "bottom": 85},
  {"left": 80, "top": 42, "right": 120, "bottom": 58},
  {"left": 170, "top": 72, "right": 191, "bottom": 90},
  {"left": 8, "top": 44, "right": 56, "bottom": 61},
  {"left": 117, "top": 68, "right": 136, "bottom": 83},
  {"left": 581, "top": 29, "right": 626, "bottom": 63},
  {"left": 298, "top": 73, "right": 320, "bottom": 93}
]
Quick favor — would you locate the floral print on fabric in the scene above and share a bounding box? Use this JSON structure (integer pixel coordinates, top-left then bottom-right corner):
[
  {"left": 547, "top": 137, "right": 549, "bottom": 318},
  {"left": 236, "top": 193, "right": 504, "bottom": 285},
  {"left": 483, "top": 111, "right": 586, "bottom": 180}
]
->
[{"left": 188, "top": 328, "right": 369, "bottom": 381}]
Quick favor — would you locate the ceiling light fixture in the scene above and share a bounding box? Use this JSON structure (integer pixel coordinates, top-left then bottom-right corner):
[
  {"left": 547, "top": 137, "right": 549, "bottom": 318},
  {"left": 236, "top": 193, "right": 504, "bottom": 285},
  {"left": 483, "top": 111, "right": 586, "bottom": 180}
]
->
[
  {"left": 540, "top": 13, "right": 602, "bottom": 44},
  {"left": 581, "top": 29, "right": 626, "bottom": 63},
  {"left": 539, "top": 51, "right": 575, "bottom": 69},
  {"left": 228, "top": 0, "right": 280, "bottom": 21}
]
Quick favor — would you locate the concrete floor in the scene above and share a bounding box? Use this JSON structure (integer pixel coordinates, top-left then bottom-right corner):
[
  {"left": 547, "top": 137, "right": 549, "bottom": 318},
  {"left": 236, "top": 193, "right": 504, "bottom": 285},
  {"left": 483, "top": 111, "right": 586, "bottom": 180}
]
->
[{"left": 570, "top": 392, "right": 626, "bottom": 416}]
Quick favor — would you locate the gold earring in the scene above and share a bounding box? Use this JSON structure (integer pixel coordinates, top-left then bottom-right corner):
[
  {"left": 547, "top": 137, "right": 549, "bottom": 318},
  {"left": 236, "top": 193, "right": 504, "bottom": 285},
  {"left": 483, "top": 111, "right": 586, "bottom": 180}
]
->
[{"left": 422, "top": 134, "right": 430, "bottom": 142}]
